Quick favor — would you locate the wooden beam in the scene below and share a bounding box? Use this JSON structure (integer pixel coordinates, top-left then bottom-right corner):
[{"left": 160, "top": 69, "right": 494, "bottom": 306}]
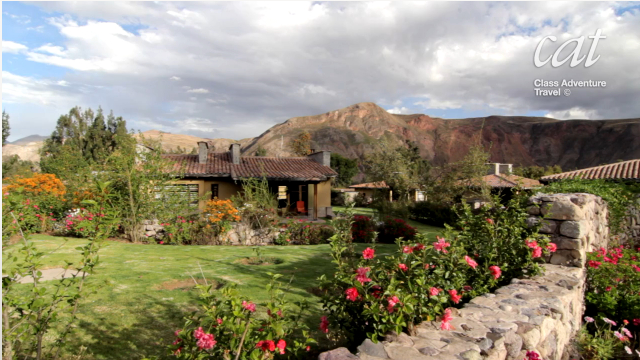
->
[{"left": 314, "top": 183, "right": 318, "bottom": 220}]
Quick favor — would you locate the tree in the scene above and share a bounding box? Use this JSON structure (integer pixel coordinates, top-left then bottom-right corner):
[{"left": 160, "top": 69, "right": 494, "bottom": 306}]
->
[
  {"left": 2, "top": 110, "right": 10, "bottom": 146},
  {"left": 289, "top": 131, "right": 312, "bottom": 156},
  {"left": 255, "top": 146, "right": 268, "bottom": 156},
  {"left": 330, "top": 153, "right": 359, "bottom": 187},
  {"left": 513, "top": 165, "right": 562, "bottom": 180},
  {"left": 2, "top": 155, "right": 37, "bottom": 179}
]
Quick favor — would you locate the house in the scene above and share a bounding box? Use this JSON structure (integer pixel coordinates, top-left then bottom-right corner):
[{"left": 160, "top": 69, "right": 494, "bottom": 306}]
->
[
  {"left": 162, "top": 142, "right": 337, "bottom": 219},
  {"left": 462, "top": 163, "right": 542, "bottom": 208},
  {"left": 540, "top": 159, "right": 640, "bottom": 183},
  {"left": 348, "top": 181, "right": 426, "bottom": 203}
]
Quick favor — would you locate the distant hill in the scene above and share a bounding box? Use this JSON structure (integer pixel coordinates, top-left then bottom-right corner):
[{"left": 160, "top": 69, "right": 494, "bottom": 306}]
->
[
  {"left": 9, "top": 135, "right": 49, "bottom": 145},
  {"left": 3, "top": 103, "right": 639, "bottom": 170}
]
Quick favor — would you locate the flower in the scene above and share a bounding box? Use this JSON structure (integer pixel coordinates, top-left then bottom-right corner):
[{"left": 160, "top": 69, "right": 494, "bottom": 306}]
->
[
  {"left": 526, "top": 240, "right": 538, "bottom": 249},
  {"left": 605, "top": 286, "right": 612, "bottom": 292},
  {"left": 387, "top": 295, "right": 400, "bottom": 313},
  {"left": 489, "top": 265, "right": 502, "bottom": 279},
  {"left": 449, "top": 289, "right": 462, "bottom": 304},
  {"left": 603, "top": 318, "right": 617, "bottom": 326},
  {"left": 464, "top": 255, "right": 478, "bottom": 269},
  {"left": 429, "top": 287, "right": 440, "bottom": 297},
  {"left": 532, "top": 246, "right": 542, "bottom": 258},
  {"left": 355, "top": 267, "right": 372, "bottom": 284},
  {"left": 547, "top": 243, "right": 557, "bottom": 252},
  {"left": 625, "top": 346, "right": 632, "bottom": 355},
  {"left": 622, "top": 328, "right": 633, "bottom": 338},
  {"left": 584, "top": 316, "right": 594, "bottom": 323},
  {"left": 217, "top": 318, "right": 223, "bottom": 324},
  {"left": 242, "top": 301, "right": 256, "bottom": 312},
  {"left": 588, "top": 260, "right": 602, "bottom": 269},
  {"left": 525, "top": 351, "right": 540, "bottom": 360},
  {"left": 403, "top": 246, "right": 414, "bottom": 254},
  {"left": 276, "top": 339, "right": 286, "bottom": 354},
  {"left": 398, "top": 263, "right": 408, "bottom": 271},
  {"left": 256, "top": 340, "right": 276, "bottom": 352},
  {"left": 345, "top": 287, "right": 359, "bottom": 301},
  {"left": 197, "top": 333, "right": 216, "bottom": 350},
  {"left": 433, "top": 236, "right": 451, "bottom": 253},
  {"left": 362, "top": 247, "right": 375, "bottom": 259},
  {"left": 440, "top": 308, "right": 453, "bottom": 330},
  {"left": 306, "top": 346, "right": 311, "bottom": 352},
  {"left": 614, "top": 331, "right": 625, "bottom": 341},
  {"left": 194, "top": 327, "right": 205, "bottom": 339},
  {"left": 486, "top": 218, "right": 494, "bottom": 225},
  {"left": 319, "top": 316, "right": 329, "bottom": 333},
  {"left": 413, "top": 243, "right": 425, "bottom": 251},
  {"left": 633, "top": 319, "right": 640, "bottom": 326}
]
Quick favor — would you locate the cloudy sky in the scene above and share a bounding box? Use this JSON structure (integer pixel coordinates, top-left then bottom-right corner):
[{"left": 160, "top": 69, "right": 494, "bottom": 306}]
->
[{"left": 2, "top": 1, "right": 640, "bottom": 141}]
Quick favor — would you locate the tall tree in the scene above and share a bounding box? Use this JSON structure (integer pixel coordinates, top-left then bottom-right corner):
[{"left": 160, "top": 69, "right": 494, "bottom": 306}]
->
[
  {"left": 289, "top": 131, "right": 312, "bottom": 156},
  {"left": 330, "top": 153, "right": 359, "bottom": 187},
  {"left": 2, "top": 110, "right": 10, "bottom": 146}
]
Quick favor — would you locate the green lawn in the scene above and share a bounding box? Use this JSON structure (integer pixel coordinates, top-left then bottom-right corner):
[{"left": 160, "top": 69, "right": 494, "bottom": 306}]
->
[
  {"left": 332, "top": 206, "right": 444, "bottom": 239},
  {"left": 3, "top": 236, "right": 406, "bottom": 360}
]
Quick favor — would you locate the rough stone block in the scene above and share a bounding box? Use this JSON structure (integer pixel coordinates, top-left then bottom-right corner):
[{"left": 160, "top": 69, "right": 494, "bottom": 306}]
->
[
  {"left": 357, "top": 339, "right": 389, "bottom": 359},
  {"left": 554, "top": 236, "right": 581, "bottom": 250},
  {"left": 541, "top": 199, "right": 585, "bottom": 221},
  {"left": 318, "top": 348, "right": 358, "bottom": 360},
  {"left": 539, "top": 220, "right": 558, "bottom": 234},
  {"left": 559, "top": 221, "right": 588, "bottom": 238}
]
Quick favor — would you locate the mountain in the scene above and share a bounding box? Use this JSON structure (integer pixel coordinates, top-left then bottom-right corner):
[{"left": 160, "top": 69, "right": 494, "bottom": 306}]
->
[
  {"left": 133, "top": 130, "right": 253, "bottom": 153},
  {"left": 241, "top": 102, "right": 640, "bottom": 170},
  {"left": 9, "top": 135, "right": 49, "bottom": 145}
]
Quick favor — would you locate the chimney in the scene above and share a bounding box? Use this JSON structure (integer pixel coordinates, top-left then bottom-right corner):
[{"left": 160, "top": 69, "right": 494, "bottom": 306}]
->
[
  {"left": 229, "top": 143, "right": 241, "bottom": 165},
  {"left": 308, "top": 150, "right": 331, "bottom": 167},
  {"left": 487, "top": 163, "right": 500, "bottom": 175},
  {"left": 198, "top": 141, "right": 209, "bottom": 164}
]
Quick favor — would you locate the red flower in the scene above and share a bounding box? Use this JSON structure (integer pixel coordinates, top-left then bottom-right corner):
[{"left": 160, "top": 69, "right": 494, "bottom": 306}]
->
[
  {"left": 464, "top": 255, "right": 478, "bottom": 269},
  {"left": 242, "top": 301, "right": 256, "bottom": 312},
  {"left": 440, "top": 308, "right": 453, "bottom": 330},
  {"left": 387, "top": 295, "right": 400, "bottom": 313},
  {"left": 526, "top": 240, "right": 538, "bottom": 249},
  {"left": 319, "top": 316, "right": 329, "bottom": 333},
  {"left": 489, "top": 265, "right": 502, "bottom": 279},
  {"left": 159, "top": 241, "right": 164, "bottom": 245},
  {"left": 371, "top": 285, "right": 382, "bottom": 299},
  {"left": 433, "top": 236, "right": 450, "bottom": 253},
  {"left": 547, "top": 243, "right": 557, "bottom": 252},
  {"left": 362, "top": 247, "right": 375, "bottom": 259},
  {"left": 413, "top": 243, "right": 425, "bottom": 251},
  {"left": 355, "top": 267, "right": 372, "bottom": 284},
  {"left": 532, "top": 246, "right": 542, "bottom": 258},
  {"left": 345, "top": 287, "right": 359, "bottom": 301},
  {"left": 429, "top": 287, "right": 440, "bottom": 297},
  {"left": 276, "top": 339, "right": 286, "bottom": 355},
  {"left": 588, "top": 260, "right": 602, "bottom": 269},
  {"left": 525, "top": 351, "right": 541, "bottom": 360},
  {"left": 402, "top": 246, "right": 413, "bottom": 254},
  {"left": 486, "top": 218, "right": 494, "bottom": 225},
  {"left": 306, "top": 346, "right": 311, "bottom": 352},
  {"left": 398, "top": 263, "right": 408, "bottom": 272},
  {"left": 449, "top": 289, "right": 462, "bottom": 304},
  {"left": 605, "top": 286, "right": 612, "bottom": 292},
  {"left": 256, "top": 340, "right": 276, "bottom": 352}
]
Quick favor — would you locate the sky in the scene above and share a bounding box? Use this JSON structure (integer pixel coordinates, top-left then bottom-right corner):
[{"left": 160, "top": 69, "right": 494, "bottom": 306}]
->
[{"left": 2, "top": 1, "right": 640, "bottom": 142}]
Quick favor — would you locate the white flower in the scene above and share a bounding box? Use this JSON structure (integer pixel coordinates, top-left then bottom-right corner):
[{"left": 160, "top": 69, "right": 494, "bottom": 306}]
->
[{"left": 624, "top": 346, "right": 631, "bottom": 354}]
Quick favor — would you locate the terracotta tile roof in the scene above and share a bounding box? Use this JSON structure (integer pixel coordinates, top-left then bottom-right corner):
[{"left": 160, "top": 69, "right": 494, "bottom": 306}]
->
[
  {"left": 162, "top": 152, "right": 337, "bottom": 181},
  {"left": 458, "top": 174, "right": 541, "bottom": 189},
  {"left": 541, "top": 159, "right": 640, "bottom": 181},
  {"left": 349, "top": 181, "right": 389, "bottom": 189}
]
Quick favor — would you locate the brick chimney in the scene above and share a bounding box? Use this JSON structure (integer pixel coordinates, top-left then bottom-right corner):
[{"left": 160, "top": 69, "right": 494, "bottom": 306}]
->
[
  {"left": 198, "top": 141, "right": 209, "bottom": 164},
  {"left": 308, "top": 150, "right": 331, "bottom": 167},
  {"left": 229, "top": 143, "right": 241, "bottom": 165},
  {"left": 487, "top": 163, "right": 513, "bottom": 175}
]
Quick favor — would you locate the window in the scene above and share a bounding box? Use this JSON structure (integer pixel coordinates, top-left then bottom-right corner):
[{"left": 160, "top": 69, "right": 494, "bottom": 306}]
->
[
  {"left": 278, "top": 186, "right": 287, "bottom": 200},
  {"left": 158, "top": 184, "right": 200, "bottom": 207},
  {"left": 211, "top": 184, "right": 219, "bottom": 199},
  {"left": 416, "top": 190, "right": 426, "bottom": 202}
]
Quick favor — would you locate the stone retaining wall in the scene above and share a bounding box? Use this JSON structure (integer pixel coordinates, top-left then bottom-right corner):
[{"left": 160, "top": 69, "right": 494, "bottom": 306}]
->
[
  {"left": 617, "top": 196, "right": 640, "bottom": 247},
  {"left": 321, "top": 265, "right": 585, "bottom": 360},
  {"left": 136, "top": 220, "right": 279, "bottom": 245}
]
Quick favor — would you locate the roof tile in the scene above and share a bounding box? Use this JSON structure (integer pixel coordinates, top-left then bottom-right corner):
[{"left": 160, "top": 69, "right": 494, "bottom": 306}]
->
[{"left": 541, "top": 159, "right": 640, "bottom": 181}]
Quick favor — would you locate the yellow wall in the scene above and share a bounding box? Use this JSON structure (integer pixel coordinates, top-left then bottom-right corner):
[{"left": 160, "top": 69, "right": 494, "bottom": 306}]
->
[
  {"left": 317, "top": 180, "right": 332, "bottom": 208},
  {"left": 171, "top": 178, "right": 242, "bottom": 210}
]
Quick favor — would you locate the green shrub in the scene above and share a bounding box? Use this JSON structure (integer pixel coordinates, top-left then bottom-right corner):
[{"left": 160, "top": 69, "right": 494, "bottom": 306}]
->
[
  {"left": 320, "top": 195, "right": 552, "bottom": 343},
  {"left": 276, "top": 219, "right": 335, "bottom": 245},
  {"left": 376, "top": 217, "right": 416, "bottom": 244},
  {"left": 408, "top": 201, "right": 459, "bottom": 227},
  {"left": 353, "top": 192, "right": 371, "bottom": 207}
]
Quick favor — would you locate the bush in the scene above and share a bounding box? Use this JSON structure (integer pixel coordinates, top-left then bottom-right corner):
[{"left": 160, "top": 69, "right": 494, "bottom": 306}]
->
[
  {"left": 204, "top": 198, "right": 241, "bottom": 224},
  {"left": 331, "top": 190, "right": 347, "bottom": 207},
  {"left": 276, "top": 219, "right": 335, "bottom": 245},
  {"left": 60, "top": 207, "right": 113, "bottom": 238},
  {"left": 377, "top": 217, "right": 416, "bottom": 244},
  {"left": 351, "top": 215, "right": 377, "bottom": 243},
  {"left": 233, "top": 177, "right": 280, "bottom": 231},
  {"left": 169, "top": 274, "right": 315, "bottom": 359},
  {"left": 320, "top": 194, "right": 553, "bottom": 343},
  {"left": 408, "top": 201, "right": 459, "bottom": 227},
  {"left": 584, "top": 246, "right": 640, "bottom": 324},
  {"left": 353, "top": 192, "right": 371, "bottom": 207},
  {"left": 577, "top": 316, "right": 638, "bottom": 360}
]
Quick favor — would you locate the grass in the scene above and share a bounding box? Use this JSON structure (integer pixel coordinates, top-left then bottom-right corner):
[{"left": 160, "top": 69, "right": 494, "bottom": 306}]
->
[
  {"left": 3, "top": 235, "right": 409, "bottom": 360},
  {"left": 332, "top": 206, "right": 445, "bottom": 239}
]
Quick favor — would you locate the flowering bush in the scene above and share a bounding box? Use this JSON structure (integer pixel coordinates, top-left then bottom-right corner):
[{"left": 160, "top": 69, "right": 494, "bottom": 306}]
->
[
  {"left": 578, "top": 315, "right": 639, "bottom": 359},
  {"left": 351, "top": 215, "right": 377, "bottom": 243},
  {"left": 320, "top": 195, "right": 552, "bottom": 343},
  {"left": 4, "top": 173, "right": 66, "bottom": 199},
  {"left": 169, "top": 274, "right": 315, "bottom": 359},
  {"left": 376, "top": 216, "right": 416, "bottom": 244},
  {"left": 60, "top": 207, "right": 111, "bottom": 238},
  {"left": 275, "top": 219, "right": 335, "bottom": 245},
  {"left": 204, "top": 198, "right": 241, "bottom": 223},
  {"left": 584, "top": 246, "right": 640, "bottom": 328},
  {"left": 2, "top": 187, "right": 68, "bottom": 243}
]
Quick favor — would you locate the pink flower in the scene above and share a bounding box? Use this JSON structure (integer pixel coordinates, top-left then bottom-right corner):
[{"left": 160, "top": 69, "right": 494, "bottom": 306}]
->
[
  {"left": 217, "top": 318, "right": 223, "bottom": 324},
  {"left": 387, "top": 295, "right": 400, "bottom": 313},
  {"left": 486, "top": 218, "right": 494, "bottom": 225},
  {"left": 604, "top": 318, "right": 617, "bottom": 326},
  {"left": 345, "top": 287, "right": 359, "bottom": 301},
  {"left": 532, "top": 246, "right": 542, "bottom": 258},
  {"left": 319, "top": 316, "right": 329, "bottom": 333},
  {"left": 605, "top": 286, "right": 612, "bottom": 292},
  {"left": 256, "top": 340, "right": 276, "bottom": 352},
  {"left": 584, "top": 316, "right": 594, "bottom": 323},
  {"left": 276, "top": 339, "right": 286, "bottom": 355},
  {"left": 489, "top": 265, "right": 502, "bottom": 279},
  {"left": 449, "top": 289, "right": 462, "bottom": 304},
  {"left": 197, "top": 333, "right": 216, "bottom": 350},
  {"left": 194, "top": 327, "right": 205, "bottom": 339},
  {"left": 440, "top": 308, "right": 453, "bottom": 330},
  {"left": 622, "top": 328, "right": 633, "bottom": 338},
  {"left": 242, "top": 301, "right": 256, "bottom": 312},
  {"left": 159, "top": 241, "right": 164, "bottom": 244},
  {"left": 355, "top": 267, "right": 372, "bottom": 284},
  {"left": 429, "top": 287, "right": 440, "bottom": 297},
  {"left": 433, "top": 236, "right": 450, "bottom": 253},
  {"left": 547, "top": 243, "right": 557, "bottom": 252},
  {"left": 362, "top": 247, "right": 375, "bottom": 259},
  {"left": 526, "top": 240, "right": 538, "bottom": 249},
  {"left": 614, "top": 331, "right": 625, "bottom": 341},
  {"left": 464, "top": 255, "right": 478, "bottom": 269},
  {"left": 403, "top": 246, "right": 413, "bottom": 254},
  {"left": 588, "top": 260, "right": 602, "bottom": 269},
  {"left": 398, "top": 263, "right": 408, "bottom": 271}
]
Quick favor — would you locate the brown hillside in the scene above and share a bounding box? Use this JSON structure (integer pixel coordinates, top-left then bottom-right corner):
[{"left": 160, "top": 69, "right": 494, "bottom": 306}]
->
[{"left": 133, "top": 130, "right": 253, "bottom": 154}]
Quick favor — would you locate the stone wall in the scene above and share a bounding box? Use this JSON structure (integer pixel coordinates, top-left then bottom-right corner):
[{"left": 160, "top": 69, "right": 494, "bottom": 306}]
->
[
  {"left": 321, "top": 265, "right": 585, "bottom": 360},
  {"left": 136, "top": 221, "right": 279, "bottom": 245},
  {"left": 527, "top": 193, "right": 609, "bottom": 267},
  {"left": 616, "top": 195, "right": 640, "bottom": 247}
]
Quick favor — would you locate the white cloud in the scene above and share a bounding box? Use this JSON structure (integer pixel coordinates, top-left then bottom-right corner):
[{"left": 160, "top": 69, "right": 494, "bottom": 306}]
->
[
  {"left": 545, "top": 107, "right": 600, "bottom": 120},
  {"left": 2, "top": 40, "right": 28, "bottom": 54},
  {"left": 187, "top": 88, "right": 209, "bottom": 94},
  {"left": 170, "top": 76, "right": 181, "bottom": 81},
  {"left": 386, "top": 106, "right": 410, "bottom": 114}
]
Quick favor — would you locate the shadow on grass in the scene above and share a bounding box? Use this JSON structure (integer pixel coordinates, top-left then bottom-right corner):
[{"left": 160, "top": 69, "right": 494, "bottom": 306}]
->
[{"left": 69, "top": 295, "right": 195, "bottom": 360}]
